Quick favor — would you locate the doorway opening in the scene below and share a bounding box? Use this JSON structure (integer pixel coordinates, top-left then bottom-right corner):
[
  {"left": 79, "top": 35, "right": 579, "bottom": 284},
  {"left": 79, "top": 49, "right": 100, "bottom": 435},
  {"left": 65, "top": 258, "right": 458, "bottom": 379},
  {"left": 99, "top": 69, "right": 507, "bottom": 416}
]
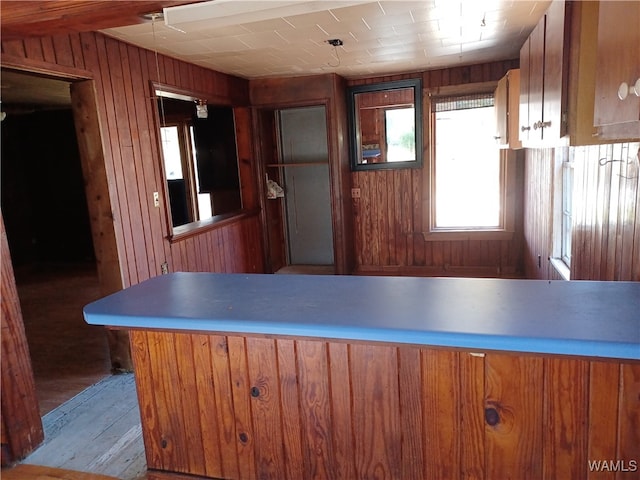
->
[
  {"left": 0, "top": 70, "right": 111, "bottom": 415},
  {"left": 261, "top": 105, "right": 335, "bottom": 274}
]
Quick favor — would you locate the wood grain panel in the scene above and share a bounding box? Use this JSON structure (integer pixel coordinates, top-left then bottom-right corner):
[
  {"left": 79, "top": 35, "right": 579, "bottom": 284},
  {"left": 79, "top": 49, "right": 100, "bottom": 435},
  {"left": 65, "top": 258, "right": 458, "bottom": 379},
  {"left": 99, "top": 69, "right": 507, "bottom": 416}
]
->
[
  {"left": 296, "top": 340, "right": 335, "bottom": 478},
  {"left": 129, "top": 331, "right": 640, "bottom": 480},
  {"left": 568, "top": 142, "right": 639, "bottom": 281},
  {"left": 422, "top": 349, "right": 460, "bottom": 479},
  {"left": 349, "top": 344, "right": 402, "bottom": 479},
  {"left": 0, "top": 214, "right": 44, "bottom": 465},
  {"left": 460, "top": 352, "right": 486, "bottom": 479},
  {"left": 543, "top": 358, "right": 589, "bottom": 479},
  {"left": 349, "top": 60, "right": 524, "bottom": 277},
  {"left": 397, "top": 347, "right": 424, "bottom": 479},
  {"left": 326, "top": 342, "right": 356, "bottom": 479},
  {"left": 246, "top": 337, "right": 286, "bottom": 479},
  {"left": 587, "top": 362, "right": 620, "bottom": 480},
  {"left": 226, "top": 336, "right": 256, "bottom": 480},
  {"left": 617, "top": 364, "right": 640, "bottom": 475},
  {"left": 523, "top": 148, "right": 554, "bottom": 279},
  {"left": 485, "top": 354, "right": 544, "bottom": 479},
  {"left": 275, "top": 340, "right": 304, "bottom": 480}
]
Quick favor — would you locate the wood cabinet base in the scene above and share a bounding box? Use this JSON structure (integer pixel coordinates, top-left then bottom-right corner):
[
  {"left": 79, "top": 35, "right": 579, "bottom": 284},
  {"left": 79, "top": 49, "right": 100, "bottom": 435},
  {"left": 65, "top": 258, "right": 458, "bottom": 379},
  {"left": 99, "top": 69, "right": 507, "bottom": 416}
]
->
[{"left": 130, "top": 330, "right": 640, "bottom": 480}]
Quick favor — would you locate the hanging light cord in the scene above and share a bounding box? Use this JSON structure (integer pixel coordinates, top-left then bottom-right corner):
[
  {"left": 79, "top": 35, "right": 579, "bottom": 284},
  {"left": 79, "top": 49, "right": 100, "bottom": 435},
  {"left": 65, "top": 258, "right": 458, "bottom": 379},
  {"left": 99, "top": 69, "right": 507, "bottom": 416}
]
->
[{"left": 151, "top": 13, "right": 167, "bottom": 129}]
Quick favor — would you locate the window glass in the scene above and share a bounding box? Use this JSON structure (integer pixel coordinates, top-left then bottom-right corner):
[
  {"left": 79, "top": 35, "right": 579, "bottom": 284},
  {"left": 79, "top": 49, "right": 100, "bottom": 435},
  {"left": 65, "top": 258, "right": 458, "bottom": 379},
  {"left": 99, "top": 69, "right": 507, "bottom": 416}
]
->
[
  {"left": 385, "top": 107, "right": 416, "bottom": 162},
  {"left": 433, "top": 97, "right": 500, "bottom": 229},
  {"left": 561, "top": 160, "right": 573, "bottom": 266},
  {"left": 157, "top": 95, "right": 241, "bottom": 230}
]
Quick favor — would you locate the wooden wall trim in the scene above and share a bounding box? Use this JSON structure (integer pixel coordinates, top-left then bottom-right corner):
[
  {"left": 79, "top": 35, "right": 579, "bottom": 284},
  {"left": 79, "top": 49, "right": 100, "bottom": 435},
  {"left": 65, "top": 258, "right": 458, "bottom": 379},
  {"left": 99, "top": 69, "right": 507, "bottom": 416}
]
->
[{"left": 0, "top": 53, "right": 92, "bottom": 80}]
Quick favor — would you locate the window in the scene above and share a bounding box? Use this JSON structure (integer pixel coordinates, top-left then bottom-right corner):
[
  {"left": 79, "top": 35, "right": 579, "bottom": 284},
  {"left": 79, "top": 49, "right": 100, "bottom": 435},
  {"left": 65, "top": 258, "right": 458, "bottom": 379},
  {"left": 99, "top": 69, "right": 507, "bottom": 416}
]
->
[
  {"left": 156, "top": 91, "right": 242, "bottom": 234},
  {"left": 551, "top": 149, "right": 572, "bottom": 280},
  {"left": 560, "top": 160, "right": 573, "bottom": 266},
  {"left": 426, "top": 91, "right": 515, "bottom": 239},
  {"left": 384, "top": 107, "right": 416, "bottom": 162},
  {"left": 160, "top": 123, "right": 213, "bottom": 226}
]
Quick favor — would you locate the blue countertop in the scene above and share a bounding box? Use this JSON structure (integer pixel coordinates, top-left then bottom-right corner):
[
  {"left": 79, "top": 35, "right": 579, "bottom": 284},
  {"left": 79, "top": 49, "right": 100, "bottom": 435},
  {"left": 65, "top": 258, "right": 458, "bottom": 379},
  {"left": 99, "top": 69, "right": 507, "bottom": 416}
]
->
[{"left": 83, "top": 273, "right": 640, "bottom": 360}]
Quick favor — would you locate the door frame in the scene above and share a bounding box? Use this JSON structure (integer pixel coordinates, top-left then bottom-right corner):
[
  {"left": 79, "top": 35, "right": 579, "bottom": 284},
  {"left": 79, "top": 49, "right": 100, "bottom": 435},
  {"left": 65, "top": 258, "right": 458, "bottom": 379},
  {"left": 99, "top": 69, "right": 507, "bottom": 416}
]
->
[{"left": 0, "top": 60, "right": 127, "bottom": 461}]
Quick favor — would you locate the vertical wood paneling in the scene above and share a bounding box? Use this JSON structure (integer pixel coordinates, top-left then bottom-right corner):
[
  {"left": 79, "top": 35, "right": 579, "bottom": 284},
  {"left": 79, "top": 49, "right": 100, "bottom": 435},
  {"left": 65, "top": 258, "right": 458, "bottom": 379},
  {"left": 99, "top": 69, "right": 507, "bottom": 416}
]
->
[
  {"left": 422, "top": 349, "right": 460, "bottom": 480},
  {"left": 326, "top": 342, "right": 356, "bottom": 479},
  {"left": 460, "top": 352, "right": 486, "bottom": 479},
  {"left": 617, "top": 364, "right": 640, "bottom": 475},
  {"left": 275, "top": 340, "right": 304, "bottom": 480},
  {"left": 349, "top": 344, "right": 402, "bottom": 479},
  {"left": 543, "top": 358, "right": 589, "bottom": 479},
  {"left": 571, "top": 142, "right": 640, "bottom": 280},
  {"left": 523, "top": 148, "right": 554, "bottom": 279},
  {"left": 524, "top": 142, "right": 639, "bottom": 281},
  {"left": 0, "top": 214, "right": 44, "bottom": 465},
  {"left": 350, "top": 60, "right": 524, "bottom": 277},
  {"left": 397, "top": 347, "right": 424, "bottom": 479},
  {"left": 485, "top": 354, "right": 544, "bottom": 478},
  {"left": 210, "top": 335, "right": 242, "bottom": 478},
  {"left": 587, "top": 361, "right": 620, "bottom": 480},
  {"left": 226, "top": 336, "right": 256, "bottom": 480},
  {"left": 245, "top": 337, "right": 285, "bottom": 479},
  {"left": 2, "top": 30, "right": 260, "bottom": 288},
  {"left": 296, "top": 341, "right": 335, "bottom": 478},
  {"left": 131, "top": 332, "right": 640, "bottom": 480},
  {"left": 190, "top": 335, "right": 224, "bottom": 478}
]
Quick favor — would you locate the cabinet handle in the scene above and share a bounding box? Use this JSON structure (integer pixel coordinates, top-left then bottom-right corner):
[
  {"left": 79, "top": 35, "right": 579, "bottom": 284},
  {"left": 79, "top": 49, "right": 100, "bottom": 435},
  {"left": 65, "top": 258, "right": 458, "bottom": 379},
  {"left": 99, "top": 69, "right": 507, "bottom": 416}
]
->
[
  {"left": 534, "top": 120, "right": 551, "bottom": 130},
  {"left": 493, "top": 135, "right": 501, "bottom": 139},
  {"left": 617, "top": 79, "right": 640, "bottom": 100},
  {"left": 521, "top": 125, "right": 531, "bottom": 132},
  {"left": 618, "top": 82, "right": 629, "bottom": 100}
]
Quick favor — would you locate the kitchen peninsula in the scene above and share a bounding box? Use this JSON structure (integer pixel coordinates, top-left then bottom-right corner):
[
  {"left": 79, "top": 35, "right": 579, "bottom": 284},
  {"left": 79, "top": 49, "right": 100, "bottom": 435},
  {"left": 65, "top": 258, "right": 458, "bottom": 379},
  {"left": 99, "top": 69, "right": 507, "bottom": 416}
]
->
[{"left": 84, "top": 273, "right": 640, "bottom": 480}]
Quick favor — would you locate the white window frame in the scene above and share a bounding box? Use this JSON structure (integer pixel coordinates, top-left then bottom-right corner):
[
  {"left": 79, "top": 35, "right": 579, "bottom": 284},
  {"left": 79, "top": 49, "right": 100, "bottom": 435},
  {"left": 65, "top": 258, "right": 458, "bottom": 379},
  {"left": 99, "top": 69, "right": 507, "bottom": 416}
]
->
[{"left": 423, "top": 84, "right": 516, "bottom": 241}]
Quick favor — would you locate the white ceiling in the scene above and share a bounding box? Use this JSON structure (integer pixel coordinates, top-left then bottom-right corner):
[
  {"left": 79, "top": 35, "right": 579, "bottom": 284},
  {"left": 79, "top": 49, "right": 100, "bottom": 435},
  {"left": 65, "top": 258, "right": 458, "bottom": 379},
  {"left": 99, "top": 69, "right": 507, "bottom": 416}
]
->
[{"left": 102, "top": 0, "right": 551, "bottom": 80}]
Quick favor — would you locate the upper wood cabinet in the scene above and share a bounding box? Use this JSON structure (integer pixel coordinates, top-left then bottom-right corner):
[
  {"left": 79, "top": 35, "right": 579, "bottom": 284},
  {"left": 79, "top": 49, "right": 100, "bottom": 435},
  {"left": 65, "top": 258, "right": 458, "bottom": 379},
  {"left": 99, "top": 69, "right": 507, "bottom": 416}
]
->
[
  {"left": 494, "top": 69, "right": 522, "bottom": 149},
  {"left": 593, "top": 1, "right": 640, "bottom": 140},
  {"left": 519, "top": 0, "right": 570, "bottom": 146}
]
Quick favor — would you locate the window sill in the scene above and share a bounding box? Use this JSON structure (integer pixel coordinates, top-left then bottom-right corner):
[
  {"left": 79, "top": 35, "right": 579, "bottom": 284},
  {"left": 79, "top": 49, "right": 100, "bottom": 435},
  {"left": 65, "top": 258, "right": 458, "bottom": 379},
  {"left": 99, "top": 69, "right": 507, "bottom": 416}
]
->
[
  {"left": 422, "top": 229, "right": 514, "bottom": 242},
  {"left": 549, "top": 257, "right": 571, "bottom": 281},
  {"left": 168, "top": 208, "right": 259, "bottom": 243}
]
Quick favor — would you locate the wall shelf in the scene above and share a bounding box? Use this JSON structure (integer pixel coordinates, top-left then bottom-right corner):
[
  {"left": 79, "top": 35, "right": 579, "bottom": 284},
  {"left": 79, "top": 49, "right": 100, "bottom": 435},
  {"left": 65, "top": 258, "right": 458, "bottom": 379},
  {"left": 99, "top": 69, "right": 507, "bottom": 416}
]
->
[{"left": 266, "top": 161, "right": 328, "bottom": 168}]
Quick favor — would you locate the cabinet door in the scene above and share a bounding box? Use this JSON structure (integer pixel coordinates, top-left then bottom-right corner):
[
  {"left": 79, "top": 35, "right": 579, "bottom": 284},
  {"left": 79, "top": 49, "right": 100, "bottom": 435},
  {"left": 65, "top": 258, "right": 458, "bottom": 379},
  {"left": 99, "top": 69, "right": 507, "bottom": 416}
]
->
[
  {"left": 542, "top": 0, "right": 569, "bottom": 140},
  {"left": 494, "top": 75, "right": 508, "bottom": 147},
  {"left": 593, "top": 1, "right": 640, "bottom": 129},
  {"left": 528, "top": 18, "right": 545, "bottom": 141},
  {"left": 519, "top": 37, "right": 531, "bottom": 142}
]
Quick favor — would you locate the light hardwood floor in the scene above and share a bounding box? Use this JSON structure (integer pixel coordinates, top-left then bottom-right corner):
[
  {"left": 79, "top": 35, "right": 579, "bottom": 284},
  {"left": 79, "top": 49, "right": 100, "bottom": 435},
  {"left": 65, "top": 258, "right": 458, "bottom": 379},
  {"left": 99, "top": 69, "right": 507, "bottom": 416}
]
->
[{"left": 17, "top": 374, "right": 146, "bottom": 480}]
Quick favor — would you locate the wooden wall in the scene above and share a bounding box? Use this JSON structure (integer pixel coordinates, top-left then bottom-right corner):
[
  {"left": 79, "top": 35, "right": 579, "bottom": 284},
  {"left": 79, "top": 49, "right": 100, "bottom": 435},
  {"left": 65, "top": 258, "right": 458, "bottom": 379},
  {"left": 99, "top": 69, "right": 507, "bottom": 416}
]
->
[
  {"left": 1, "top": 214, "right": 43, "bottom": 465},
  {"left": 131, "top": 329, "right": 640, "bottom": 480},
  {"left": 1, "top": 32, "right": 264, "bottom": 288},
  {"left": 0, "top": 31, "right": 265, "bottom": 460},
  {"left": 348, "top": 60, "right": 524, "bottom": 277},
  {"left": 523, "top": 148, "right": 555, "bottom": 280},
  {"left": 523, "top": 142, "right": 640, "bottom": 280}
]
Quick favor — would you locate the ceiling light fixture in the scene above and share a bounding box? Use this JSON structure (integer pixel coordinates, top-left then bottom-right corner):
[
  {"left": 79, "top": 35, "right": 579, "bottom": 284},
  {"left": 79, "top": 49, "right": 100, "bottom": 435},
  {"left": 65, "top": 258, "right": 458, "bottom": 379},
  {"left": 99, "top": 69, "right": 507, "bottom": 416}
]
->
[{"left": 326, "top": 39, "right": 343, "bottom": 68}]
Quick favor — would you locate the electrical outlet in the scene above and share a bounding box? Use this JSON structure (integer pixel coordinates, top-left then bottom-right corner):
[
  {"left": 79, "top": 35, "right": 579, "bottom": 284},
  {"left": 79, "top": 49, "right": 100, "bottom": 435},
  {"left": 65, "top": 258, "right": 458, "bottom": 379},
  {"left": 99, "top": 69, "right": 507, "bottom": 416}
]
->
[
  {"left": 161, "top": 262, "right": 169, "bottom": 274},
  {"left": 351, "top": 188, "right": 361, "bottom": 198},
  {"left": 153, "top": 192, "right": 160, "bottom": 207}
]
